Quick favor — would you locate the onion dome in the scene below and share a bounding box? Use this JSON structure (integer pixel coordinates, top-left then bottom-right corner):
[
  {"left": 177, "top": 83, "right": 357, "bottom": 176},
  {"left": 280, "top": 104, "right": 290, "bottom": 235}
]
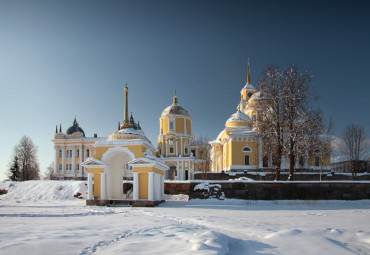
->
[
  {"left": 225, "top": 110, "right": 252, "bottom": 128},
  {"left": 66, "top": 117, "right": 85, "bottom": 136},
  {"left": 161, "top": 91, "right": 191, "bottom": 117}
]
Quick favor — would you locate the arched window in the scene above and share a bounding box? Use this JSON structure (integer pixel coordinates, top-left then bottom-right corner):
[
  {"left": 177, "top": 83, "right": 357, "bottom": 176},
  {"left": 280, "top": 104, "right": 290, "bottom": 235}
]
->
[{"left": 242, "top": 146, "right": 252, "bottom": 152}]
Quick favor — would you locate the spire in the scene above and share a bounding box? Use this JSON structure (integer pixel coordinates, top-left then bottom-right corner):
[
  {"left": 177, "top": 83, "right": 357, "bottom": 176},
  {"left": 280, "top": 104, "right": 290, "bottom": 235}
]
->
[
  {"left": 121, "top": 83, "right": 133, "bottom": 129},
  {"left": 247, "top": 58, "right": 251, "bottom": 85},
  {"left": 55, "top": 125, "right": 58, "bottom": 134},
  {"left": 59, "top": 124, "right": 62, "bottom": 133},
  {"left": 173, "top": 90, "right": 178, "bottom": 105},
  {"left": 130, "top": 112, "right": 134, "bottom": 124}
]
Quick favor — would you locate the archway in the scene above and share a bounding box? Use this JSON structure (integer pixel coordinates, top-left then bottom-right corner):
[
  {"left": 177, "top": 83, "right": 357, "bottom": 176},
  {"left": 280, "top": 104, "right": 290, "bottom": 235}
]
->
[{"left": 102, "top": 147, "right": 135, "bottom": 199}]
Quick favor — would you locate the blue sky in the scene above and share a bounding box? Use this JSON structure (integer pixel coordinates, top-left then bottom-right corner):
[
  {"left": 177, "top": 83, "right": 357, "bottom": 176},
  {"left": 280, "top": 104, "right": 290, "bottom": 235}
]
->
[{"left": 1, "top": 0, "right": 369, "bottom": 179}]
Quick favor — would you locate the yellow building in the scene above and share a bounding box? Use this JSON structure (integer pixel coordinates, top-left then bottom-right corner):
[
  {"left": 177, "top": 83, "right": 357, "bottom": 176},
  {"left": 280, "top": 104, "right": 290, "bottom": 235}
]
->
[
  {"left": 157, "top": 92, "right": 198, "bottom": 180},
  {"left": 52, "top": 119, "right": 104, "bottom": 180},
  {"left": 54, "top": 85, "right": 167, "bottom": 203},
  {"left": 210, "top": 61, "right": 331, "bottom": 173}
]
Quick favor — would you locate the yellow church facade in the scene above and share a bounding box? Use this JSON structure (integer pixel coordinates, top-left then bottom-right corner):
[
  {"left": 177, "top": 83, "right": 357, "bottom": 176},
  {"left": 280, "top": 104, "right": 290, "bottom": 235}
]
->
[{"left": 209, "top": 61, "right": 331, "bottom": 173}]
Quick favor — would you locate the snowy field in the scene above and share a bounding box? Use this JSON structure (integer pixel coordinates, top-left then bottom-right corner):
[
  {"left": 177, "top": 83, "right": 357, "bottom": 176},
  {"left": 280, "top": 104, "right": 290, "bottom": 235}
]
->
[{"left": 0, "top": 181, "right": 370, "bottom": 254}]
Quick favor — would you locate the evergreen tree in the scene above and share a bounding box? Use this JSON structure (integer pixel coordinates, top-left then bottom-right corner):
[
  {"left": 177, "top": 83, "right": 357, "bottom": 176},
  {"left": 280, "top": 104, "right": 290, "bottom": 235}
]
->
[{"left": 9, "top": 155, "right": 21, "bottom": 181}]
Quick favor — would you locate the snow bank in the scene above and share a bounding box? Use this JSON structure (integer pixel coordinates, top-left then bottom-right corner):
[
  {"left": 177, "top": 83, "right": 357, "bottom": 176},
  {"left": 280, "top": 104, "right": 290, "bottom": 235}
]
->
[{"left": 0, "top": 180, "right": 87, "bottom": 202}]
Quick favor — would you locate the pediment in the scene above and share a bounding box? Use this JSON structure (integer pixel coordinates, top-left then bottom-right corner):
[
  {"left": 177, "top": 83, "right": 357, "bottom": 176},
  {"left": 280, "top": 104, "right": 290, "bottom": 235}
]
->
[{"left": 81, "top": 158, "right": 107, "bottom": 167}]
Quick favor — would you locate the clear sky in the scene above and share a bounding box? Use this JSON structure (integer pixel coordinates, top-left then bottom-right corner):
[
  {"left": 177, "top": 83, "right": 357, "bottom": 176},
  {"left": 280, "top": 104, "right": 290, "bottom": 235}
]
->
[{"left": 1, "top": 0, "right": 369, "bottom": 179}]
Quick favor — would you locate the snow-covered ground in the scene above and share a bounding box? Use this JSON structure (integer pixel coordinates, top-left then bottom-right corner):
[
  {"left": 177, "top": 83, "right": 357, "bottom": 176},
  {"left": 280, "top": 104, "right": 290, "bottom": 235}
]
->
[{"left": 0, "top": 180, "right": 370, "bottom": 254}]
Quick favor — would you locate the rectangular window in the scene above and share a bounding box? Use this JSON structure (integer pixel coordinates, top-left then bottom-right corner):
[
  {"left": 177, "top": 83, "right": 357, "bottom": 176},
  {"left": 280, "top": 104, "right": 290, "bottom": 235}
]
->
[
  {"left": 244, "top": 155, "right": 250, "bottom": 166},
  {"left": 76, "top": 164, "right": 79, "bottom": 172},
  {"left": 58, "top": 164, "right": 62, "bottom": 172},
  {"left": 185, "top": 147, "right": 188, "bottom": 155},
  {"left": 169, "top": 147, "right": 174, "bottom": 154},
  {"left": 86, "top": 149, "right": 90, "bottom": 157},
  {"left": 76, "top": 150, "right": 79, "bottom": 158},
  {"left": 58, "top": 150, "right": 62, "bottom": 158},
  {"left": 170, "top": 121, "right": 174, "bottom": 130}
]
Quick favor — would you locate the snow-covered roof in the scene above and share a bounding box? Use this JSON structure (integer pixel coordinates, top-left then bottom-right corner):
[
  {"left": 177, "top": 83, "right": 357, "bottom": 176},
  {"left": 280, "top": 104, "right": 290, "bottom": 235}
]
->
[
  {"left": 81, "top": 158, "right": 108, "bottom": 167},
  {"left": 249, "top": 91, "right": 266, "bottom": 101},
  {"left": 243, "top": 83, "right": 257, "bottom": 91},
  {"left": 226, "top": 110, "right": 252, "bottom": 125},
  {"left": 129, "top": 150, "right": 169, "bottom": 171},
  {"left": 161, "top": 104, "right": 191, "bottom": 117},
  {"left": 115, "top": 128, "right": 145, "bottom": 136}
]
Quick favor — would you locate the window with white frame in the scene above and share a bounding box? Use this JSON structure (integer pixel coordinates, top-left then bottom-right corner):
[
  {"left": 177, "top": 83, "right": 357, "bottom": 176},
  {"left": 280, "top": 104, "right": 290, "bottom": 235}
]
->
[
  {"left": 184, "top": 147, "right": 188, "bottom": 155},
  {"left": 169, "top": 147, "right": 174, "bottom": 154},
  {"left": 244, "top": 155, "right": 250, "bottom": 165},
  {"left": 58, "top": 150, "right": 62, "bottom": 158},
  {"left": 76, "top": 149, "right": 79, "bottom": 158},
  {"left": 58, "top": 164, "right": 62, "bottom": 172},
  {"left": 86, "top": 149, "right": 90, "bottom": 157},
  {"left": 169, "top": 120, "right": 174, "bottom": 130},
  {"left": 76, "top": 164, "right": 79, "bottom": 172}
]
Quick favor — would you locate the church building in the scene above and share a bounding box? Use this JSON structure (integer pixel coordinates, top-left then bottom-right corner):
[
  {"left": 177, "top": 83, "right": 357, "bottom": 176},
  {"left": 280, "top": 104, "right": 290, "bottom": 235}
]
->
[{"left": 209, "top": 61, "right": 331, "bottom": 173}]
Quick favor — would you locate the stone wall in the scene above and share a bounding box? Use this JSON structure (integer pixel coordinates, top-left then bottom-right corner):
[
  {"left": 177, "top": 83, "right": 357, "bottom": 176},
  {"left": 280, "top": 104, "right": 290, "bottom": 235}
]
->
[
  {"left": 194, "top": 172, "right": 370, "bottom": 181},
  {"left": 164, "top": 181, "right": 370, "bottom": 200}
]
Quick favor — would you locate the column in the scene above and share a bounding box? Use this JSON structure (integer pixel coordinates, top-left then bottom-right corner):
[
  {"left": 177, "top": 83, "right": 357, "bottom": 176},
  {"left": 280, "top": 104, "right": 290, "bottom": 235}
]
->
[
  {"left": 62, "top": 145, "right": 65, "bottom": 175},
  {"left": 161, "top": 139, "right": 164, "bottom": 157},
  {"left": 100, "top": 173, "right": 106, "bottom": 200},
  {"left": 160, "top": 175, "right": 164, "bottom": 200},
  {"left": 258, "top": 140, "right": 263, "bottom": 169},
  {"left": 166, "top": 139, "right": 169, "bottom": 157},
  {"left": 133, "top": 172, "right": 139, "bottom": 200},
  {"left": 155, "top": 174, "right": 160, "bottom": 200},
  {"left": 180, "top": 137, "right": 183, "bottom": 156},
  {"left": 88, "top": 173, "right": 93, "bottom": 200},
  {"left": 184, "top": 117, "right": 187, "bottom": 133},
  {"left": 148, "top": 172, "right": 154, "bottom": 200},
  {"left": 175, "top": 139, "right": 178, "bottom": 156},
  {"left": 54, "top": 146, "right": 58, "bottom": 174},
  {"left": 79, "top": 145, "right": 82, "bottom": 175},
  {"left": 72, "top": 147, "right": 75, "bottom": 174}
]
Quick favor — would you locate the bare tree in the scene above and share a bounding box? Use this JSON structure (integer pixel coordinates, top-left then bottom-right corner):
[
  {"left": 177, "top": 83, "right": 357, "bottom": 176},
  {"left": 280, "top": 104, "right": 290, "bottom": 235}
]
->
[
  {"left": 257, "top": 65, "right": 285, "bottom": 180},
  {"left": 192, "top": 136, "right": 212, "bottom": 180},
  {"left": 13, "top": 136, "right": 40, "bottom": 181},
  {"left": 281, "top": 66, "right": 324, "bottom": 180},
  {"left": 258, "top": 65, "right": 326, "bottom": 180},
  {"left": 340, "top": 123, "right": 368, "bottom": 179},
  {"left": 43, "top": 162, "right": 55, "bottom": 180}
]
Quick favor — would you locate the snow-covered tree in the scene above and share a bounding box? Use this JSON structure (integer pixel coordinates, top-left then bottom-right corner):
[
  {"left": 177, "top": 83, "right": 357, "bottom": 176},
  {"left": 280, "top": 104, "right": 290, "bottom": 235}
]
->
[
  {"left": 281, "top": 65, "right": 325, "bottom": 180},
  {"left": 340, "top": 123, "right": 369, "bottom": 179},
  {"left": 257, "top": 65, "right": 326, "bottom": 180},
  {"left": 257, "top": 65, "right": 285, "bottom": 180},
  {"left": 9, "top": 155, "right": 21, "bottom": 181},
  {"left": 12, "top": 136, "right": 40, "bottom": 181},
  {"left": 43, "top": 163, "right": 55, "bottom": 180}
]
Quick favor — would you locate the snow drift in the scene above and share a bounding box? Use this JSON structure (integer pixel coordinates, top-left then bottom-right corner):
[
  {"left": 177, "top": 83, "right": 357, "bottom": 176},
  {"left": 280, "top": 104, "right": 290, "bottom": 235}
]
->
[{"left": 0, "top": 180, "right": 87, "bottom": 201}]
